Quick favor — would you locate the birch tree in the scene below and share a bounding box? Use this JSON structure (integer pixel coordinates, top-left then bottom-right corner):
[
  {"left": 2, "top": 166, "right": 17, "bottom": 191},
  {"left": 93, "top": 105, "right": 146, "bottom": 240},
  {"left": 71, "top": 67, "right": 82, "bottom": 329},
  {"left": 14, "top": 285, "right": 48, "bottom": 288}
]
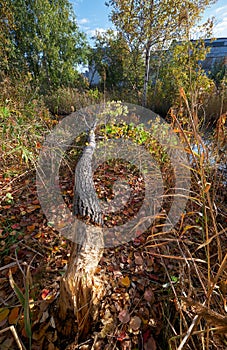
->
[{"left": 106, "top": 0, "right": 216, "bottom": 107}]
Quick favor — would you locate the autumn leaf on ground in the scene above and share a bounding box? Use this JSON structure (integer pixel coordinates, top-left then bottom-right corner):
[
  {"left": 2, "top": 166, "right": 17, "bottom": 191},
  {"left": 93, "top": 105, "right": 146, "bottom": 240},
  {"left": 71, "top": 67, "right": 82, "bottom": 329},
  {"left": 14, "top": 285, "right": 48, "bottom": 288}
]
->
[
  {"left": 144, "top": 288, "right": 155, "bottom": 303},
  {"left": 129, "top": 316, "right": 141, "bottom": 333},
  {"left": 0, "top": 308, "right": 10, "bottom": 322},
  {"left": 26, "top": 205, "right": 40, "bottom": 213},
  {"left": 11, "top": 223, "right": 21, "bottom": 230},
  {"left": 117, "top": 331, "right": 128, "bottom": 341},
  {"left": 120, "top": 276, "right": 130, "bottom": 288},
  {"left": 8, "top": 307, "right": 20, "bottom": 324},
  {"left": 118, "top": 309, "right": 130, "bottom": 323},
  {"left": 27, "top": 224, "right": 36, "bottom": 232},
  {"left": 134, "top": 252, "right": 143, "bottom": 265},
  {"left": 41, "top": 289, "right": 50, "bottom": 300}
]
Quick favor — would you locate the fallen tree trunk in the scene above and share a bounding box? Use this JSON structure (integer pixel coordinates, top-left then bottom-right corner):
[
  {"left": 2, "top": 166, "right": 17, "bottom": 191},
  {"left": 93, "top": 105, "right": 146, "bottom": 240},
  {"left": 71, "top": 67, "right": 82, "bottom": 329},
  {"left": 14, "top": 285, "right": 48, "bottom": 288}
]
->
[{"left": 57, "top": 122, "right": 104, "bottom": 340}]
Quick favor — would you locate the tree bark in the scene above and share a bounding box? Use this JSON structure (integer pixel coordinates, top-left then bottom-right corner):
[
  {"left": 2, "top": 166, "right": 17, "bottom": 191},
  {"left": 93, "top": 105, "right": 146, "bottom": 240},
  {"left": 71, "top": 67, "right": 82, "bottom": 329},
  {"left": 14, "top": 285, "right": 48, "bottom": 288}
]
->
[
  {"left": 58, "top": 221, "right": 104, "bottom": 339},
  {"left": 142, "top": 43, "right": 152, "bottom": 107},
  {"left": 57, "top": 123, "right": 104, "bottom": 341}
]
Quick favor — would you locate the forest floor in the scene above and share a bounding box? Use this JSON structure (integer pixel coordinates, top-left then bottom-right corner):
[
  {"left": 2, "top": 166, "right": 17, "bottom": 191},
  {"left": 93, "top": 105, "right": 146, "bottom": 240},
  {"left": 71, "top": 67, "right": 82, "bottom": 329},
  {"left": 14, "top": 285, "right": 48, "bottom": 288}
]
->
[{"left": 0, "top": 127, "right": 227, "bottom": 350}]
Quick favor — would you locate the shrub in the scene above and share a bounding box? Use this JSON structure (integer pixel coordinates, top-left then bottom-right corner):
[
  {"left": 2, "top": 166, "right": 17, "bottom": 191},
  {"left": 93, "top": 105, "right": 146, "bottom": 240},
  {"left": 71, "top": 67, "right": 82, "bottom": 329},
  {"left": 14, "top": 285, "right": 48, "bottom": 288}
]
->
[
  {"left": 0, "top": 74, "right": 50, "bottom": 171},
  {"left": 44, "top": 87, "right": 104, "bottom": 115}
]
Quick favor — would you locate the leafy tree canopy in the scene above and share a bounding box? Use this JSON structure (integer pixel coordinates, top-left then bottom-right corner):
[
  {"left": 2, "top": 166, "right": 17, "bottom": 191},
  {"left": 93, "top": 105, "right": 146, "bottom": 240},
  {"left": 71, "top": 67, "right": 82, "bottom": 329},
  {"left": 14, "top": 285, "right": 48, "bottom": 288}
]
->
[
  {"left": 106, "top": 0, "right": 216, "bottom": 106},
  {"left": 91, "top": 29, "right": 144, "bottom": 97},
  {"left": 1, "top": 0, "right": 89, "bottom": 90}
]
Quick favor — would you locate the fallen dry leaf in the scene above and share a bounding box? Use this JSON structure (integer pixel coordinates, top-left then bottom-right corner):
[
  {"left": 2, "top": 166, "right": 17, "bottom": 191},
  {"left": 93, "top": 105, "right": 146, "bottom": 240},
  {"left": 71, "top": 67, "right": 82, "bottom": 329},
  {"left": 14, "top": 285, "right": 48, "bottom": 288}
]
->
[
  {"left": 41, "top": 289, "right": 50, "bottom": 300},
  {"left": 0, "top": 308, "right": 10, "bottom": 322},
  {"left": 118, "top": 309, "right": 130, "bottom": 323},
  {"left": 134, "top": 252, "right": 143, "bottom": 265},
  {"left": 8, "top": 307, "right": 20, "bottom": 324},
  {"left": 120, "top": 276, "right": 130, "bottom": 288},
  {"left": 144, "top": 288, "right": 155, "bottom": 303},
  {"left": 129, "top": 316, "right": 141, "bottom": 332}
]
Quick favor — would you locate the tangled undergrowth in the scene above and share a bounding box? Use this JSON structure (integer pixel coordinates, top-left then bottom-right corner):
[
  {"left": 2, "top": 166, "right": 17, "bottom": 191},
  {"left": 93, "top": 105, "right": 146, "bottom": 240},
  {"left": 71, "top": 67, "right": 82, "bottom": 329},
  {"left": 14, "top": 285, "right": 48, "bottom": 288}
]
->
[{"left": 0, "top": 95, "right": 227, "bottom": 349}]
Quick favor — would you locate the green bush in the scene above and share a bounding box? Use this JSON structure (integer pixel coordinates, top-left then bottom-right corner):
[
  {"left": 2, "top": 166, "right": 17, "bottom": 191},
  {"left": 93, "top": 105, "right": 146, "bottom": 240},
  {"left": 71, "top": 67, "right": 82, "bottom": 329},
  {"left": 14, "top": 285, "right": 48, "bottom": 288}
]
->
[{"left": 0, "top": 75, "right": 50, "bottom": 170}]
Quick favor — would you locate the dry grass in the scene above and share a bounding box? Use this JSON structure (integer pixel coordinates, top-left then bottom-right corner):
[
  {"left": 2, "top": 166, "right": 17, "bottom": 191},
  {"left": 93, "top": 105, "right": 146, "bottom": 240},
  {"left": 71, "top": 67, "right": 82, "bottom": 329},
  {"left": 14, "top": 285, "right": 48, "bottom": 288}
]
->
[{"left": 152, "top": 94, "right": 227, "bottom": 350}]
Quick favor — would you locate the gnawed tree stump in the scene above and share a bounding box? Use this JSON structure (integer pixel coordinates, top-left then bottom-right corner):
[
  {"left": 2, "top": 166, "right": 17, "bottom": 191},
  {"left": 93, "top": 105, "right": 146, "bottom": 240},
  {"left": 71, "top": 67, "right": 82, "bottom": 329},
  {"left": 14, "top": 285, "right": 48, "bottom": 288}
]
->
[
  {"left": 58, "top": 223, "right": 104, "bottom": 338},
  {"left": 57, "top": 123, "right": 104, "bottom": 340}
]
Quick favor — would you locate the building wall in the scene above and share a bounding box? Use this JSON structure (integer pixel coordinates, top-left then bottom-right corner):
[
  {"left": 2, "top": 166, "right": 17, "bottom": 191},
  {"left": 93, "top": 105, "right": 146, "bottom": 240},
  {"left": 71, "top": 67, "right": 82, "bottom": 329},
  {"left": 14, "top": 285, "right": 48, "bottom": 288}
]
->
[{"left": 202, "top": 38, "right": 227, "bottom": 70}]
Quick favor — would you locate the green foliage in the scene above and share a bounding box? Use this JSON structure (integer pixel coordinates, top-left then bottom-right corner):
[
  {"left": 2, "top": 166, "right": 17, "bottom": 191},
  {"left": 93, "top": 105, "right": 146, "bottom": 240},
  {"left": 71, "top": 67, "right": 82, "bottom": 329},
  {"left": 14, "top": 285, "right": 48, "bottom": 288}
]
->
[
  {"left": 148, "top": 34, "right": 215, "bottom": 122},
  {"left": 0, "top": 75, "right": 50, "bottom": 167},
  {"left": 100, "top": 100, "right": 129, "bottom": 119},
  {"left": 106, "top": 0, "right": 215, "bottom": 106},
  {"left": 91, "top": 30, "right": 124, "bottom": 89},
  {"left": 169, "top": 40, "right": 213, "bottom": 96},
  {"left": 0, "top": 0, "right": 18, "bottom": 75},
  {"left": 99, "top": 118, "right": 172, "bottom": 166},
  {"left": 1, "top": 0, "right": 88, "bottom": 90},
  {"left": 92, "top": 29, "right": 144, "bottom": 100}
]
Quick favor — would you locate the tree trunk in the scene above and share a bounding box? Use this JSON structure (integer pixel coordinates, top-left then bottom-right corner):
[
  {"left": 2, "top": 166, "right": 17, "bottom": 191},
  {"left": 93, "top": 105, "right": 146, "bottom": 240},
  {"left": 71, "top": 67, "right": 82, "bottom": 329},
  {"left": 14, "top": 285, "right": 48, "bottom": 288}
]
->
[
  {"left": 57, "top": 123, "right": 104, "bottom": 341},
  {"left": 142, "top": 44, "right": 152, "bottom": 107},
  {"left": 142, "top": 0, "right": 154, "bottom": 107},
  {"left": 58, "top": 221, "right": 104, "bottom": 339}
]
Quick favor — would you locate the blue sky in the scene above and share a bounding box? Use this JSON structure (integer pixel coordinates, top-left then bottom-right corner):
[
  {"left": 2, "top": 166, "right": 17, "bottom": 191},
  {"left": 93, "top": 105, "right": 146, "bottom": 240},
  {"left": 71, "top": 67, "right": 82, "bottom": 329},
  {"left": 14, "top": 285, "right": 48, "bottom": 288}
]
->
[{"left": 72, "top": 0, "right": 227, "bottom": 44}]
